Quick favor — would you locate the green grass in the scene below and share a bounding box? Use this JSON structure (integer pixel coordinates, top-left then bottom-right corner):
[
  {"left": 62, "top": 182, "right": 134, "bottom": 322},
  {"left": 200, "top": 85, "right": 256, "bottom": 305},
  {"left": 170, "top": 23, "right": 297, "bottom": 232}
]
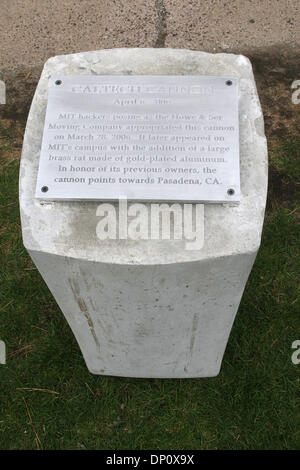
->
[
  {"left": 271, "top": 138, "right": 300, "bottom": 181},
  {"left": 0, "top": 126, "right": 299, "bottom": 450}
]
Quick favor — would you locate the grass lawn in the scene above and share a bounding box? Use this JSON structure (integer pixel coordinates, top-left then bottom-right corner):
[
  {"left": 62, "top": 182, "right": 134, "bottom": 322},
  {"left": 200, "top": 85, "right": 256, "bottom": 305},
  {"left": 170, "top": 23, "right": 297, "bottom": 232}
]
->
[{"left": 0, "top": 68, "right": 299, "bottom": 450}]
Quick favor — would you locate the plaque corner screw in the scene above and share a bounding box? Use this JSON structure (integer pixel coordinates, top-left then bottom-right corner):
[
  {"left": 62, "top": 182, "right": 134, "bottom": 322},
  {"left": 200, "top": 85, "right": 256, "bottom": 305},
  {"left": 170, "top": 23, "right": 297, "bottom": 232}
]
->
[
  {"left": 41, "top": 186, "right": 49, "bottom": 193},
  {"left": 227, "top": 188, "right": 235, "bottom": 196},
  {"left": 55, "top": 79, "right": 62, "bottom": 86},
  {"left": 226, "top": 80, "right": 233, "bottom": 86}
]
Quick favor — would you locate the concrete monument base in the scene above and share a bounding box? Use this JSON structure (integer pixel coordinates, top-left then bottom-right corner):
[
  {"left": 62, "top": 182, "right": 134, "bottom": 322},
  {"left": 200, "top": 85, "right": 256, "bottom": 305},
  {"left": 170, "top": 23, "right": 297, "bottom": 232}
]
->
[{"left": 19, "top": 49, "right": 268, "bottom": 378}]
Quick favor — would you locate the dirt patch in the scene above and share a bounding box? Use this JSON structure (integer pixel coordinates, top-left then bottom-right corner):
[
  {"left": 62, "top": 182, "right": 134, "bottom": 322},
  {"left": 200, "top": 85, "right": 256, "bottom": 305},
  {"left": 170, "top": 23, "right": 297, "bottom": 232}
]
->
[
  {"left": 0, "top": 67, "right": 41, "bottom": 166},
  {"left": 0, "top": 67, "right": 41, "bottom": 122},
  {"left": 266, "top": 167, "right": 299, "bottom": 211},
  {"left": 248, "top": 47, "right": 300, "bottom": 148}
]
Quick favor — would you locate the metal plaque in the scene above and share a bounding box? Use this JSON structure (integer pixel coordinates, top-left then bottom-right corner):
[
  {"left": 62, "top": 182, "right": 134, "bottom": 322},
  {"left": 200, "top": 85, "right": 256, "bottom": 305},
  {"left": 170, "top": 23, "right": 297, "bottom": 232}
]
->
[{"left": 35, "top": 75, "right": 240, "bottom": 202}]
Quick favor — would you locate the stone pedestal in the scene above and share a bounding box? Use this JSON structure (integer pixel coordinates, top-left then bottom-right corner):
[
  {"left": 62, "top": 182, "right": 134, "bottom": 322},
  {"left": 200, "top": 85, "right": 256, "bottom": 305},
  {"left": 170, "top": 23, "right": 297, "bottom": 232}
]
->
[{"left": 19, "top": 49, "right": 268, "bottom": 378}]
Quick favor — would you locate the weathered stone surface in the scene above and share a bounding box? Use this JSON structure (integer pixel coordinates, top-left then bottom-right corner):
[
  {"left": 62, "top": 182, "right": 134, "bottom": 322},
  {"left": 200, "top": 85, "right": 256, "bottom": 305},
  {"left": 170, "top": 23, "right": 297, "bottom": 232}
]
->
[{"left": 19, "top": 48, "right": 268, "bottom": 377}]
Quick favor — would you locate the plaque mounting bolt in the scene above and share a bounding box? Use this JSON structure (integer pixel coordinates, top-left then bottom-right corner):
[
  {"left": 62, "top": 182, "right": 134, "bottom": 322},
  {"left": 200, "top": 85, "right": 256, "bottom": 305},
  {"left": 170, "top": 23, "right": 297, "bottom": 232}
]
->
[
  {"left": 227, "top": 188, "right": 235, "bottom": 196},
  {"left": 55, "top": 79, "right": 62, "bottom": 86},
  {"left": 226, "top": 80, "right": 233, "bottom": 86},
  {"left": 41, "top": 186, "right": 49, "bottom": 193}
]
